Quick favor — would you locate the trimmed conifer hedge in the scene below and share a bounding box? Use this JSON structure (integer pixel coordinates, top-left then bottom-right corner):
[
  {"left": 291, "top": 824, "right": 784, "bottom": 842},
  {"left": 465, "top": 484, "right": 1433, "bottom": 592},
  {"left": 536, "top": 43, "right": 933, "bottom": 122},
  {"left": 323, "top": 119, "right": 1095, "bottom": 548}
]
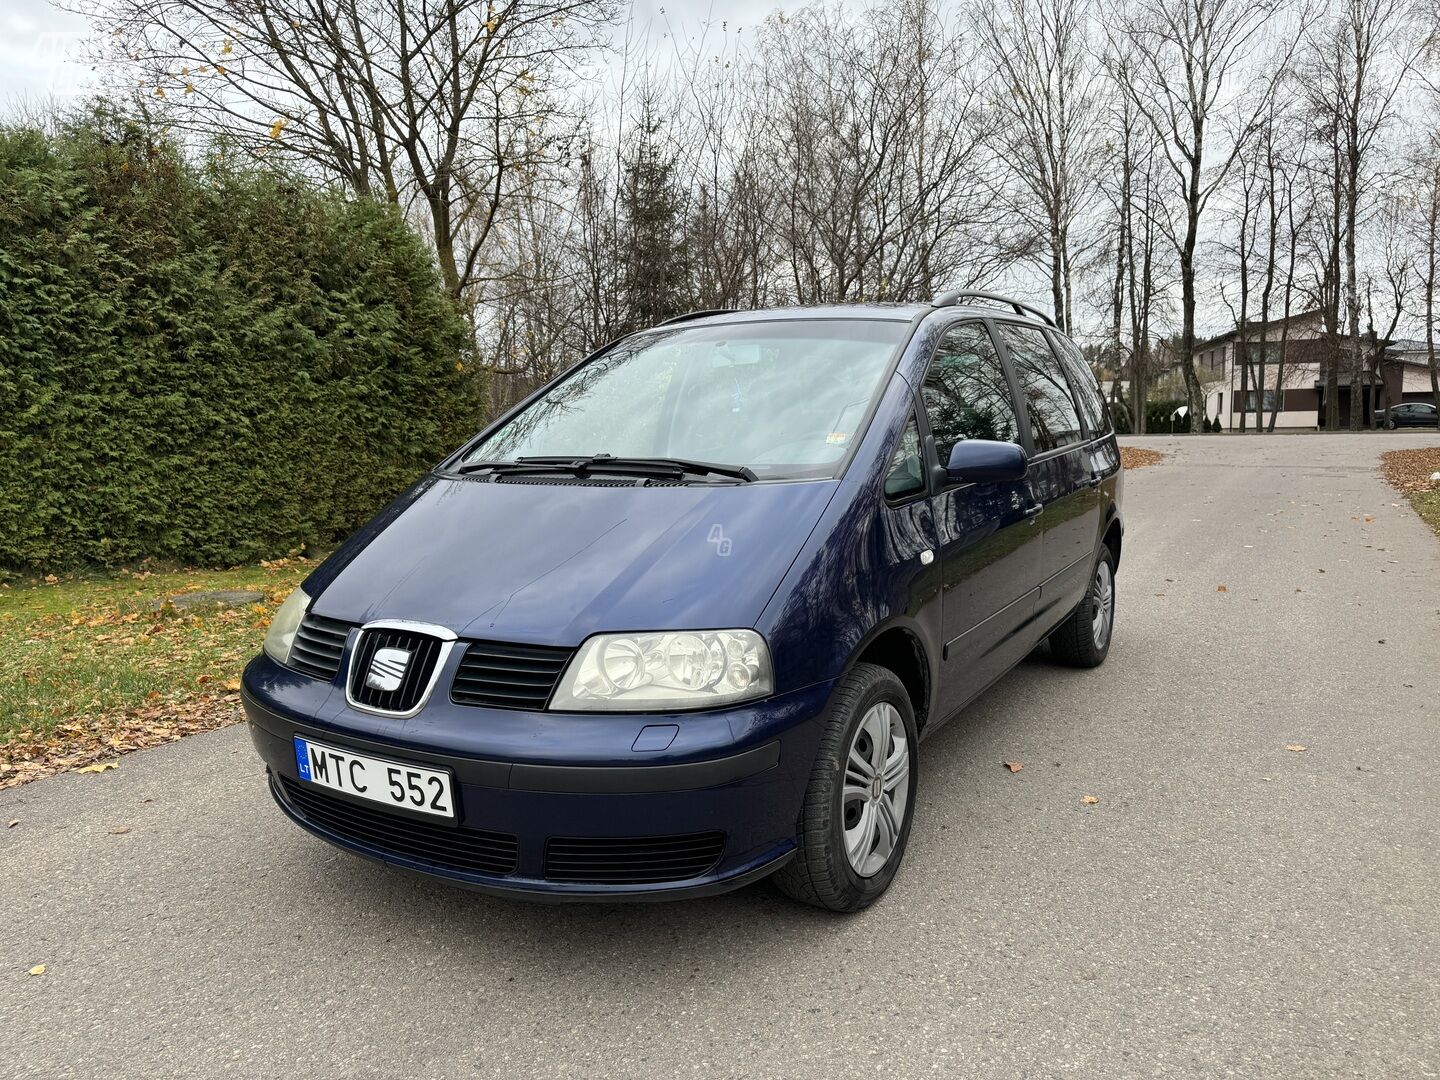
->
[{"left": 0, "top": 110, "right": 472, "bottom": 570}]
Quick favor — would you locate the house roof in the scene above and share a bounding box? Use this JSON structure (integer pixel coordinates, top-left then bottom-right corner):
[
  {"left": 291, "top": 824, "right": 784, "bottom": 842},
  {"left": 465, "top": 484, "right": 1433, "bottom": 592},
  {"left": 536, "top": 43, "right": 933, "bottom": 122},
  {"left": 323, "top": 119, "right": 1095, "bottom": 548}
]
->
[
  {"left": 1195, "top": 308, "right": 1324, "bottom": 350},
  {"left": 1385, "top": 339, "right": 1436, "bottom": 357}
]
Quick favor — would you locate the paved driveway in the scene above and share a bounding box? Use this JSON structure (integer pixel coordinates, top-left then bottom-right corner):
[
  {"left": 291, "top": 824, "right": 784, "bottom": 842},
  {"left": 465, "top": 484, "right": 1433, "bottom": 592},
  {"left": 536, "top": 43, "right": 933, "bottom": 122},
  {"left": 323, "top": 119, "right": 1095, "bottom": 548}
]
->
[{"left": 3, "top": 433, "right": 1438, "bottom": 1079}]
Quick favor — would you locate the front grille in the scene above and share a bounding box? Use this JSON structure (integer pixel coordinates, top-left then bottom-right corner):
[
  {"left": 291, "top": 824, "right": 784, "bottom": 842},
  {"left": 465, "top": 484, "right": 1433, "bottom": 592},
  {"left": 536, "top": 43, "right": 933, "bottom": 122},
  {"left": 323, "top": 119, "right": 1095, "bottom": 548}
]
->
[
  {"left": 277, "top": 776, "right": 518, "bottom": 876},
  {"left": 451, "top": 640, "right": 574, "bottom": 710},
  {"left": 348, "top": 627, "right": 445, "bottom": 714},
  {"left": 544, "top": 832, "right": 726, "bottom": 884},
  {"left": 289, "top": 614, "right": 352, "bottom": 681}
]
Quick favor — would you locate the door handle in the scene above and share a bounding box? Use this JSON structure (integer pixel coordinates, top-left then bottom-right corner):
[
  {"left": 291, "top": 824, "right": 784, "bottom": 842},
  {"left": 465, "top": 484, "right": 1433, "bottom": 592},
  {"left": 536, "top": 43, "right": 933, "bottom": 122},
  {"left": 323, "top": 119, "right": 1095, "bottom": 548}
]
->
[{"left": 1023, "top": 503, "right": 1043, "bottom": 520}]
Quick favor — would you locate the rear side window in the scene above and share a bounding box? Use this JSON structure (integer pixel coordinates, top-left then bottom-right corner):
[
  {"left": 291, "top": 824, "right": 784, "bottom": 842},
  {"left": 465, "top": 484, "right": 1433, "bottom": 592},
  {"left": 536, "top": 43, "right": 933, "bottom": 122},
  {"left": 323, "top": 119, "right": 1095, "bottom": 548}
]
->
[
  {"left": 996, "top": 323, "right": 1084, "bottom": 453},
  {"left": 921, "top": 322, "right": 1020, "bottom": 468},
  {"left": 1050, "top": 332, "right": 1108, "bottom": 435}
]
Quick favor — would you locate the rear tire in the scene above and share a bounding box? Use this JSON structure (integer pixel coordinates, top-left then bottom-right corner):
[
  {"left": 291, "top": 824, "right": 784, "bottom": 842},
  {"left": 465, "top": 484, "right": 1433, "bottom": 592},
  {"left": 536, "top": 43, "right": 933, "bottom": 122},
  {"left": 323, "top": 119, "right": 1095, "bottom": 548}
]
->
[
  {"left": 773, "top": 663, "right": 917, "bottom": 913},
  {"left": 1049, "top": 545, "right": 1116, "bottom": 669}
]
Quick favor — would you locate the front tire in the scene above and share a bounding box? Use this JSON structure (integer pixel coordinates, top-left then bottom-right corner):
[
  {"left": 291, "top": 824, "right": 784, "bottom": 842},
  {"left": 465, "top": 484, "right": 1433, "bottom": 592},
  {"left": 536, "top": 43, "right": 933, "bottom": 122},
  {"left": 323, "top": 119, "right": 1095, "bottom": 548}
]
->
[
  {"left": 1049, "top": 545, "right": 1116, "bottom": 668},
  {"left": 773, "top": 663, "right": 917, "bottom": 912}
]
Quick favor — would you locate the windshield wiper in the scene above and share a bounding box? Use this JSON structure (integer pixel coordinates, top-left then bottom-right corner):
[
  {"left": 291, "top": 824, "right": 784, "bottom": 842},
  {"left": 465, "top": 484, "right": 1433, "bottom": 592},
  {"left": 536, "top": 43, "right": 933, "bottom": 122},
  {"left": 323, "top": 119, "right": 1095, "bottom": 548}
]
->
[
  {"left": 454, "top": 454, "right": 757, "bottom": 483},
  {"left": 523, "top": 455, "right": 758, "bottom": 482},
  {"left": 453, "top": 459, "right": 577, "bottom": 477}
]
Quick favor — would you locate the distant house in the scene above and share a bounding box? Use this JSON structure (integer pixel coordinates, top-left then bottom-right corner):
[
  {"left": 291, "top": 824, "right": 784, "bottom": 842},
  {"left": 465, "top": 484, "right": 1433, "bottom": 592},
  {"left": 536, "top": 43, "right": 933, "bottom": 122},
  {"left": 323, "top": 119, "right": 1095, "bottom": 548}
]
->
[
  {"left": 1382, "top": 339, "right": 1440, "bottom": 406},
  {"left": 1193, "top": 311, "right": 1435, "bottom": 429}
]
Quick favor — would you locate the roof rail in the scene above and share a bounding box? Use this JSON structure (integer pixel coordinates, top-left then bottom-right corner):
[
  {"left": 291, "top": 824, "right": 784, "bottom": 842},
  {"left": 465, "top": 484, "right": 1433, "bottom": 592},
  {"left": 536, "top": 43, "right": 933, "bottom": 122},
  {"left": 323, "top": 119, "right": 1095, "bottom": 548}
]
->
[
  {"left": 932, "top": 289, "right": 1057, "bottom": 328},
  {"left": 656, "top": 308, "right": 739, "bottom": 327}
]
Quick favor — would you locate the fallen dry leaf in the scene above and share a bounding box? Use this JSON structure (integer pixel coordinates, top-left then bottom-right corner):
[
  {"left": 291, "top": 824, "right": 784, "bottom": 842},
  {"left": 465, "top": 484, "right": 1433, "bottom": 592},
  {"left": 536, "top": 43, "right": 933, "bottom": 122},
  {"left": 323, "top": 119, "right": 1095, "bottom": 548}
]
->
[
  {"left": 6, "top": 820, "right": 17, "bottom": 828},
  {"left": 1120, "top": 447, "right": 1164, "bottom": 471},
  {"left": 223, "top": 679, "right": 241, "bottom": 691},
  {"left": 1216, "top": 584, "right": 1228, "bottom": 593},
  {"left": 1081, "top": 795, "right": 1100, "bottom": 805},
  {"left": 2, "top": 694, "right": 245, "bottom": 791},
  {"left": 108, "top": 826, "right": 130, "bottom": 835},
  {"left": 74, "top": 761, "right": 118, "bottom": 774},
  {"left": 28, "top": 965, "right": 45, "bottom": 976},
  {"left": 1285, "top": 744, "right": 1308, "bottom": 752},
  {"left": 1004, "top": 761, "right": 1023, "bottom": 773},
  {"left": 1380, "top": 447, "right": 1440, "bottom": 493}
]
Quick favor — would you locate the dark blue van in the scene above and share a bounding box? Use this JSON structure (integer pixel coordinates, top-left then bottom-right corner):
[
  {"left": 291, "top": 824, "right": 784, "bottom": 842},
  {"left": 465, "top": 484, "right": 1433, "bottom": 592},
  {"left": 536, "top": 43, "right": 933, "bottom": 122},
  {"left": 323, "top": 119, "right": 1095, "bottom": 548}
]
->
[{"left": 243, "top": 291, "right": 1123, "bottom": 911}]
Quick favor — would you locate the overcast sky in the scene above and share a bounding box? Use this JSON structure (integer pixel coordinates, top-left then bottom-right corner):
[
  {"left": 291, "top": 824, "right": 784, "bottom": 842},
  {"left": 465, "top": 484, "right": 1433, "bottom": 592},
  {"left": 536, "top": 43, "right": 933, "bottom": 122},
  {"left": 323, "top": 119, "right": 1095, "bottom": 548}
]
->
[
  {"left": 1, "top": 0, "right": 92, "bottom": 111},
  {"left": 0, "top": 0, "right": 788, "bottom": 116}
]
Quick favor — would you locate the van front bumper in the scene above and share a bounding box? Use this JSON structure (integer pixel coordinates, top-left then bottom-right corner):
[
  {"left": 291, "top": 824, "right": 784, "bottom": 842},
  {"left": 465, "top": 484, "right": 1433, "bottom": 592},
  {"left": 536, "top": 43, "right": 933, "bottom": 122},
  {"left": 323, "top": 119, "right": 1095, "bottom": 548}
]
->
[{"left": 242, "top": 655, "right": 833, "bottom": 901}]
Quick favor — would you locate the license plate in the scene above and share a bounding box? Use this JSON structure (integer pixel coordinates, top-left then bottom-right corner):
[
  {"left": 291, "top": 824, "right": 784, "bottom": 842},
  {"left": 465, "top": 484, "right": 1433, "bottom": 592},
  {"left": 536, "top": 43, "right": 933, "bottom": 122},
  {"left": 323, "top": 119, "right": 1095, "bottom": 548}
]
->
[{"left": 293, "top": 736, "right": 455, "bottom": 820}]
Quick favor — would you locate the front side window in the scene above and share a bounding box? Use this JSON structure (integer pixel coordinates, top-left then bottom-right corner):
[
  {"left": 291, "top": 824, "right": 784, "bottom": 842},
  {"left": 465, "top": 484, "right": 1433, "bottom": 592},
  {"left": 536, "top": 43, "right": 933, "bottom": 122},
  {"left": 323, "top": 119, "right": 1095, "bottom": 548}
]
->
[
  {"left": 463, "top": 320, "right": 907, "bottom": 480},
  {"left": 997, "top": 322, "right": 1084, "bottom": 453},
  {"left": 884, "top": 416, "right": 925, "bottom": 500},
  {"left": 921, "top": 322, "right": 1020, "bottom": 469}
]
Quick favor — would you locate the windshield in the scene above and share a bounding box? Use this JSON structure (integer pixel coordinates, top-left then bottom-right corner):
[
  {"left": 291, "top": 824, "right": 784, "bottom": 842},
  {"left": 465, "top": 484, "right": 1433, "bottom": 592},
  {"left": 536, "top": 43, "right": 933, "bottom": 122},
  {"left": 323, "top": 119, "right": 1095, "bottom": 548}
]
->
[{"left": 462, "top": 320, "right": 907, "bottom": 480}]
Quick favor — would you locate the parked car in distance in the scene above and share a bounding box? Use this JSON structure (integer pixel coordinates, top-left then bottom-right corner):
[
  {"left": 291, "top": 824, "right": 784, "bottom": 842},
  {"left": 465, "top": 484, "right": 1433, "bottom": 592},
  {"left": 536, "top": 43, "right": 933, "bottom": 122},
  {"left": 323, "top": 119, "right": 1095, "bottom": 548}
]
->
[
  {"left": 1378, "top": 401, "right": 1438, "bottom": 429},
  {"left": 243, "top": 290, "right": 1124, "bottom": 912}
]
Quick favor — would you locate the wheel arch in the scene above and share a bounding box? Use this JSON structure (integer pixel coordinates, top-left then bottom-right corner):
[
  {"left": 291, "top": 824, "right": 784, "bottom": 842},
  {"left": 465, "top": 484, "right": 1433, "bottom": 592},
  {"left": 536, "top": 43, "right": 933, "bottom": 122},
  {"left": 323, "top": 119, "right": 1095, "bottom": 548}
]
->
[
  {"left": 845, "top": 620, "right": 934, "bottom": 736},
  {"left": 1102, "top": 506, "right": 1124, "bottom": 569}
]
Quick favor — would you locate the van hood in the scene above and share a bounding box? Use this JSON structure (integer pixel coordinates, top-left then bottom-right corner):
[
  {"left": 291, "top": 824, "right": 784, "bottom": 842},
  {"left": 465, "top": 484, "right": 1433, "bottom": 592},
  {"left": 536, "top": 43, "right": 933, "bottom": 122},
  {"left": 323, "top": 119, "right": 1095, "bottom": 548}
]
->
[{"left": 308, "top": 475, "right": 839, "bottom": 643}]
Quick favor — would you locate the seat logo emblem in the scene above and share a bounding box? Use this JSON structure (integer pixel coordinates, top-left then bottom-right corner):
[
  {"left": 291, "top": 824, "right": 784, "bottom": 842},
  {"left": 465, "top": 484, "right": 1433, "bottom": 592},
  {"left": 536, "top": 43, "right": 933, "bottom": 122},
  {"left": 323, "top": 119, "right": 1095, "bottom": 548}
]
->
[{"left": 365, "top": 647, "right": 411, "bottom": 692}]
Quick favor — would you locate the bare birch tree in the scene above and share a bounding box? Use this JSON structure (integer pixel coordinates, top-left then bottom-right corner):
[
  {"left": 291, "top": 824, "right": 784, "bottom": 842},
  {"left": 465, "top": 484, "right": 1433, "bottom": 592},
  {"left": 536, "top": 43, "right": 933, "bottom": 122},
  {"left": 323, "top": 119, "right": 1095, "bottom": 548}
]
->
[
  {"left": 754, "top": 0, "right": 1004, "bottom": 303},
  {"left": 974, "top": 0, "right": 1104, "bottom": 329},
  {"left": 1410, "top": 123, "right": 1440, "bottom": 420},
  {"left": 1301, "top": 0, "right": 1419, "bottom": 427},
  {"left": 1110, "top": 0, "right": 1301, "bottom": 432}
]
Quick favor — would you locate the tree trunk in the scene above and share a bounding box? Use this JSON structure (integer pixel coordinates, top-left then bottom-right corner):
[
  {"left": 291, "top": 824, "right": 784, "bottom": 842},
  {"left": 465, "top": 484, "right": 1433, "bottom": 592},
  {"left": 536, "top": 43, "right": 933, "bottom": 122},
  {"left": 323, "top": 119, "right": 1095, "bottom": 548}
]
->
[
  {"left": 1236, "top": 183, "right": 1251, "bottom": 435},
  {"left": 1324, "top": 149, "right": 1342, "bottom": 430},
  {"left": 1051, "top": 215, "right": 1066, "bottom": 332},
  {"left": 1429, "top": 164, "right": 1440, "bottom": 426},
  {"left": 1269, "top": 196, "right": 1298, "bottom": 433},
  {"left": 1180, "top": 204, "right": 1204, "bottom": 433},
  {"left": 1345, "top": 165, "right": 1363, "bottom": 430},
  {"left": 428, "top": 191, "right": 463, "bottom": 300},
  {"left": 1257, "top": 164, "right": 1277, "bottom": 433}
]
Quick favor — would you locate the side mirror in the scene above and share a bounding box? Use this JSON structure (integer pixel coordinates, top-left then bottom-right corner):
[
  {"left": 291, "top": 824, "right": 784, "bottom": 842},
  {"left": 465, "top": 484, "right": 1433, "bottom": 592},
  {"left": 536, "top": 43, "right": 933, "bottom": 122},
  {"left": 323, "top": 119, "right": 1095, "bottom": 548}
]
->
[{"left": 942, "top": 439, "right": 1028, "bottom": 484}]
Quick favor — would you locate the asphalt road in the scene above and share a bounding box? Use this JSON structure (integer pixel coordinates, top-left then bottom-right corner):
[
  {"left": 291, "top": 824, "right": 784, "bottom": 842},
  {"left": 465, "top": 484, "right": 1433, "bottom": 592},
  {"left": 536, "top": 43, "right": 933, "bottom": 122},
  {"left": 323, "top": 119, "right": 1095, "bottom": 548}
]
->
[{"left": 3, "top": 432, "right": 1439, "bottom": 1079}]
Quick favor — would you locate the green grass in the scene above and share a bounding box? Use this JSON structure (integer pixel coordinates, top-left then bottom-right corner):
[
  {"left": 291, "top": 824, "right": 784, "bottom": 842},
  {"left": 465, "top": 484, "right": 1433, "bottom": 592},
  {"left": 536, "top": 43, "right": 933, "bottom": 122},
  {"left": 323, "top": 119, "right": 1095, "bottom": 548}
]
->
[
  {"left": 1410, "top": 490, "right": 1440, "bottom": 539},
  {"left": 0, "top": 562, "right": 311, "bottom": 746}
]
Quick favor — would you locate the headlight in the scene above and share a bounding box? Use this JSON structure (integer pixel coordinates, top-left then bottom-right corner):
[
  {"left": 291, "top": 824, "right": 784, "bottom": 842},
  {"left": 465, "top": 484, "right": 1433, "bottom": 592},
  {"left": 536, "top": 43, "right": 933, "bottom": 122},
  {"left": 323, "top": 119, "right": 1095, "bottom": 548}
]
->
[
  {"left": 550, "top": 630, "right": 773, "bottom": 711},
  {"left": 263, "top": 586, "right": 311, "bottom": 666}
]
